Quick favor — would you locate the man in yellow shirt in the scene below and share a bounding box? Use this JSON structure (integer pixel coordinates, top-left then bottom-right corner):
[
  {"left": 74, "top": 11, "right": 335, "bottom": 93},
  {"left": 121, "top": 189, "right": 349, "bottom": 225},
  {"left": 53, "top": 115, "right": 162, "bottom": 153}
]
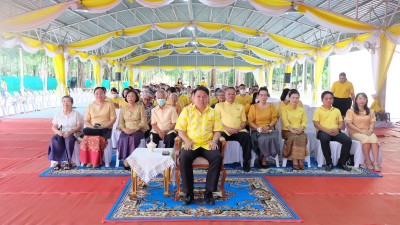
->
[
  {"left": 150, "top": 90, "right": 178, "bottom": 148},
  {"left": 313, "top": 91, "right": 352, "bottom": 172},
  {"left": 175, "top": 86, "right": 223, "bottom": 206},
  {"left": 331, "top": 72, "right": 355, "bottom": 117},
  {"left": 215, "top": 87, "right": 251, "bottom": 172},
  {"left": 235, "top": 84, "right": 252, "bottom": 115},
  {"left": 211, "top": 89, "right": 225, "bottom": 108},
  {"left": 199, "top": 77, "right": 208, "bottom": 87}
]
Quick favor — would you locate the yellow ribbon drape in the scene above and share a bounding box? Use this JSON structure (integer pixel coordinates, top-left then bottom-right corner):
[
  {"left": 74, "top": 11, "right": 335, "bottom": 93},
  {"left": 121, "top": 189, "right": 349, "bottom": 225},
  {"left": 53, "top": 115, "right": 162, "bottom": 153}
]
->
[
  {"left": 102, "top": 45, "right": 138, "bottom": 59},
  {"left": 93, "top": 63, "right": 101, "bottom": 87},
  {"left": 268, "top": 67, "right": 273, "bottom": 91},
  {"left": 370, "top": 33, "right": 396, "bottom": 112},
  {"left": 298, "top": 5, "right": 376, "bottom": 32},
  {"left": 312, "top": 55, "right": 326, "bottom": 103},
  {"left": 128, "top": 68, "right": 134, "bottom": 86},
  {"left": 53, "top": 53, "right": 68, "bottom": 96}
]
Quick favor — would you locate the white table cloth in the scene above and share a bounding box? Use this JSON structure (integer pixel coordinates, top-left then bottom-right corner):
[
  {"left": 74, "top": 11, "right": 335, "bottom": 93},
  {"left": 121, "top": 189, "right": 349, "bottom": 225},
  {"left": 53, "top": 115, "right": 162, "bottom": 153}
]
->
[{"left": 126, "top": 148, "right": 175, "bottom": 183}]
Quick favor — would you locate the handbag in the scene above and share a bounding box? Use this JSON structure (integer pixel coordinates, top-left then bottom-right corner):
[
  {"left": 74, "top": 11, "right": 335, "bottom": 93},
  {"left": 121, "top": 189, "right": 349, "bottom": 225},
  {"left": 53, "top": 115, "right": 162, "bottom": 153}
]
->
[{"left": 73, "top": 131, "right": 84, "bottom": 143}]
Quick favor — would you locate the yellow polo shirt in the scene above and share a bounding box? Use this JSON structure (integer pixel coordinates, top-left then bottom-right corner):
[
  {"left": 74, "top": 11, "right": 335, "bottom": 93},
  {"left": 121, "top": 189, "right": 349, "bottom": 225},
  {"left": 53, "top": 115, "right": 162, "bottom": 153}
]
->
[
  {"left": 281, "top": 104, "right": 307, "bottom": 130},
  {"left": 175, "top": 104, "right": 223, "bottom": 150},
  {"left": 214, "top": 101, "right": 246, "bottom": 136},
  {"left": 312, "top": 106, "right": 343, "bottom": 129},
  {"left": 235, "top": 94, "right": 252, "bottom": 114},
  {"left": 331, "top": 81, "right": 354, "bottom": 98},
  {"left": 210, "top": 97, "right": 218, "bottom": 106},
  {"left": 276, "top": 100, "right": 303, "bottom": 118},
  {"left": 151, "top": 105, "right": 178, "bottom": 135},
  {"left": 199, "top": 81, "right": 208, "bottom": 87},
  {"left": 179, "top": 94, "right": 189, "bottom": 107}
]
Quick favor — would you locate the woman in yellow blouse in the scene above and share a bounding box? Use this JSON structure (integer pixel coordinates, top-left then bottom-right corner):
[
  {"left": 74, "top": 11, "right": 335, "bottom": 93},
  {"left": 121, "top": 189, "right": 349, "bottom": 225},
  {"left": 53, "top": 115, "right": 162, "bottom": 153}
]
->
[
  {"left": 80, "top": 87, "right": 117, "bottom": 168},
  {"left": 276, "top": 88, "right": 303, "bottom": 118},
  {"left": 117, "top": 90, "right": 149, "bottom": 169},
  {"left": 346, "top": 93, "right": 380, "bottom": 171},
  {"left": 169, "top": 93, "right": 182, "bottom": 116},
  {"left": 248, "top": 87, "right": 279, "bottom": 168},
  {"left": 281, "top": 89, "right": 308, "bottom": 170}
]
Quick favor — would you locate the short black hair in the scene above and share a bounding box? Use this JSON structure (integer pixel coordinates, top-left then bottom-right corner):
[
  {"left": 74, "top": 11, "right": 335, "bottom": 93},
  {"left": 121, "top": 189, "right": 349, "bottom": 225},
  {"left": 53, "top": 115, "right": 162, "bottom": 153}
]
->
[
  {"left": 321, "top": 91, "right": 334, "bottom": 100},
  {"left": 239, "top": 84, "right": 246, "bottom": 87},
  {"left": 110, "top": 88, "right": 118, "bottom": 93},
  {"left": 125, "top": 90, "right": 139, "bottom": 103},
  {"left": 259, "top": 87, "right": 269, "bottom": 95},
  {"left": 62, "top": 96, "right": 74, "bottom": 104},
  {"left": 339, "top": 72, "right": 346, "bottom": 77},
  {"left": 289, "top": 89, "right": 300, "bottom": 97},
  {"left": 192, "top": 86, "right": 209, "bottom": 96},
  {"left": 280, "top": 88, "right": 290, "bottom": 101},
  {"left": 167, "top": 87, "right": 176, "bottom": 93},
  {"left": 94, "top": 86, "right": 106, "bottom": 94},
  {"left": 225, "top": 87, "right": 236, "bottom": 93},
  {"left": 251, "top": 91, "right": 258, "bottom": 105}
]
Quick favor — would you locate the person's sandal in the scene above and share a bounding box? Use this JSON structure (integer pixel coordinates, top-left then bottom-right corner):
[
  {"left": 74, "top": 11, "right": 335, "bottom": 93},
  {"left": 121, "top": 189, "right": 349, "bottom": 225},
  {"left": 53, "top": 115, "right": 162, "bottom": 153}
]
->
[
  {"left": 86, "top": 164, "right": 93, "bottom": 168},
  {"left": 54, "top": 164, "right": 61, "bottom": 170},
  {"left": 366, "top": 161, "right": 374, "bottom": 170},
  {"left": 63, "top": 163, "right": 71, "bottom": 170},
  {"left": 373, "top": 163, "right": 381, "bottom": 172}
]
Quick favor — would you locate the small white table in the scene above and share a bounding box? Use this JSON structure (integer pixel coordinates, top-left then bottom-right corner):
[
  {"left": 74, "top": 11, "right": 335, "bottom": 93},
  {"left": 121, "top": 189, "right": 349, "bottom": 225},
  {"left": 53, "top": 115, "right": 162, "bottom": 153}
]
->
[{"left": 126, "top": 148, "right": 175, "bottom": 198}]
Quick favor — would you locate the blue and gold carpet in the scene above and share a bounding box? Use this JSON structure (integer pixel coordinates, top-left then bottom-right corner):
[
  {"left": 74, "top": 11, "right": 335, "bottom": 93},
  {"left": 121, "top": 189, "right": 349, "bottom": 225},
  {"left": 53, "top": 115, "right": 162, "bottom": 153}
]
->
[
  {"left": 40, "top": 162, "right": 382, "bottom": 177},
  {"left": 105, "top": 176, "right": 300, "bottom": 222}
]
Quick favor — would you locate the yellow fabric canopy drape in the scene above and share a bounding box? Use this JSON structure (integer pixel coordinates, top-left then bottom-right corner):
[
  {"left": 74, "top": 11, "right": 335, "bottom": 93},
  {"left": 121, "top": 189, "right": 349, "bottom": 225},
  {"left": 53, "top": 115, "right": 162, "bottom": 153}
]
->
[
  {"left": 53, "top": 52, "right": 68, "bottom": 96},
  {"left": 128, "top": 68, "right": 134, "bottom": 86},
  {"left": 102, "top": 45, "right": 138, "bottom": 59},
  {"left": 268, "top": 67, "right": 273, "bottom": 91},
  {"left": 93, "top": 63, "right": 101, "bottom": 87},
  {"left": 370, "top": 33, "right": 396, "bottom": 112},
  {"left": 312, "top": 55, "right": 326, "bottom": 104}
]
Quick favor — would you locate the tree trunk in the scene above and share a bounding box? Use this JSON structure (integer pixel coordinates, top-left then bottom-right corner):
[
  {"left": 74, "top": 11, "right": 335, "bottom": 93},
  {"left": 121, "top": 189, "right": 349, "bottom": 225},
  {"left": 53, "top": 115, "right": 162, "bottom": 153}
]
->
[
  {"left": 295, "top": 63, "right": 299, "bottom": 88},
  {"left": 103, "top": 66, "right": 111, "bottom": 81},
  {"left": 211, "top": 68, "right": 217, "bottom": 87},
  {"left": 77, "top": 61, "right": 86, "bottom": 88},
  {"left": 303, "top": 62, "right": 307, "bottom": 91}
]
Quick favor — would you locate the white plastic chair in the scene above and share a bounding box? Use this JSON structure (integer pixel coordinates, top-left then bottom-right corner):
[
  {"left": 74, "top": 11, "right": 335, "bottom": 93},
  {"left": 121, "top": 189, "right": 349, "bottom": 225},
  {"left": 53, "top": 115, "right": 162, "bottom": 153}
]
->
[{"left": 223, "top": 140, "right": 259, "bottom": 167}]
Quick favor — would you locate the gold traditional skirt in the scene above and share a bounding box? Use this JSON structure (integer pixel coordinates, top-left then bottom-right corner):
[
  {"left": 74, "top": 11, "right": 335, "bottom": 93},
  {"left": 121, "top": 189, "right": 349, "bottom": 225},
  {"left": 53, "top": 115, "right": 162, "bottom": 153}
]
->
[
  {"left": 282, "top": 130, "right": 309, "bottom": 160},
  {"left": 350, "top": 133, "right": 380, "bottom": 146}
]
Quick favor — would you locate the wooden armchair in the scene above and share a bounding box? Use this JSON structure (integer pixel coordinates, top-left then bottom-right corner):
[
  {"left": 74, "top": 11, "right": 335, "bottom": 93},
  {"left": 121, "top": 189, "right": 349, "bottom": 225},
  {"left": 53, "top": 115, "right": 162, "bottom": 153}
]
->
[{"left": 174, "top": 136, "right": 227, "bottom": 200}]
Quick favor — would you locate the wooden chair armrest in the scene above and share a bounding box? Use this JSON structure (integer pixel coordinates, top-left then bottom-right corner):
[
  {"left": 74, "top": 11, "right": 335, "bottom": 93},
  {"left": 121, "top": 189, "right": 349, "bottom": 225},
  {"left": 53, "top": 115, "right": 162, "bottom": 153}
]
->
[
  {"left": 219, "top": 136, "right": 226, "bottom": 160},
  {"left": 174, "top": 136, "right": 181, "bottom": 157}
]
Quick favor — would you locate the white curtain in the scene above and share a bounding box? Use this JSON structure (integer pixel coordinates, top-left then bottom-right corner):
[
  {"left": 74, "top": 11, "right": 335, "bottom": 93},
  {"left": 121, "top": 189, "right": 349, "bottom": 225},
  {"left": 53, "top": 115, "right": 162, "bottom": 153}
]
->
[
  {"left": 0, "top": 2, "right": 73, "bottom": 33},
  {"left": 0, "top": 36, "right": 42, "bottom": 54},
  {"left": 135, "top": 0, "right": 173, "bottom": 8},
  {"left": 66, "top": 35, "right": 113, "bottom": 52},
  {"left": 198, "top": 0, "right": 236, "bottom": 7},
  {"left": 248, "top": 0, "right": 290, "bottom": 17},
  {"left": 153, "top": 24, "right": 187, "bottom": 35}
]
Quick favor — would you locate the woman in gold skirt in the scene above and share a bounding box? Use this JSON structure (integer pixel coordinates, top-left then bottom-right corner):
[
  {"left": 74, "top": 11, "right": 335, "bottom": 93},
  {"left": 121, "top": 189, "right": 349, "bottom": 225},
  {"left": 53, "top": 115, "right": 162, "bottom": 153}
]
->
[
  {"left": 346, "top": 93, "right": 380, "bottom": 171},
  {"left": 281, "top": 89, "right": 308, "bottom": 170}
]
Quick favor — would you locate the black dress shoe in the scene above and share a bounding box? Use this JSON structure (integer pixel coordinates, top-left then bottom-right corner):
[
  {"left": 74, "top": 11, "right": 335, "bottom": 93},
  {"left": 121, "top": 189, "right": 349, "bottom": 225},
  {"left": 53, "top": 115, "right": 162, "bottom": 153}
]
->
[
  {"left": 324, "top": 164, "right": 334, "bottom": 171},
  {"left": 337, "top": 164, "right": 352, "bottom": 171},
  {"left": 243, "top": 162, "right": 250, "bottom": 172},
  {"left": 204, "top": 192, "right": 215, "bottom": 205},
  {"left": 182, "top": 193, "right": 194, "bottom": 206}
]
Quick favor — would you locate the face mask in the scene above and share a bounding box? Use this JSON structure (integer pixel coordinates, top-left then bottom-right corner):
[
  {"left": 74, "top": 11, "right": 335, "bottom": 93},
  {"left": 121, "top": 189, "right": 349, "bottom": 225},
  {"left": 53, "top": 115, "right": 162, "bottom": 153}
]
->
[
  {"left": 157, "top": 99, "right": 166, "bottom": 106},
  {"left": 211, "top": 93, "right": 215, "bottom": 98},
  {"left": 255, "top": 99, "right": 260, "bottom": 103},
  {"left": 285, "top": 95, "right": 290, "bottom": 101},
  {"left": 240, "top": 90, "right": 246, "bottom": 95},
  {"left": 181, "top": 91, "right": 187, "bottom": 94},
  {"left": 112, "top": 94, "right": 118, "bottom": 98}
]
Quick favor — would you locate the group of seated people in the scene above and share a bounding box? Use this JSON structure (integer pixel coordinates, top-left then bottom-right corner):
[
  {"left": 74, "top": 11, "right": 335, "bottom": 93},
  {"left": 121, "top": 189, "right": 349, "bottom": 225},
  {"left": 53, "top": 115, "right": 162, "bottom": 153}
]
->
[{"left": 47, "top": 82, "right": 381, "bottom": 205}]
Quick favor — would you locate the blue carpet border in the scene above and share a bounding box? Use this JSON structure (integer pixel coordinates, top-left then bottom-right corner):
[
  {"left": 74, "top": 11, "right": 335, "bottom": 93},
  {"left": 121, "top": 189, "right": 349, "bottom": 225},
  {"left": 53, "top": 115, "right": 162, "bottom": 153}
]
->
[
  {"left": 38, "top": 167, "right": 130, "bottom": 177},
  {"left": 104, "top": 176, "right": 301, "bottom": 222}
]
